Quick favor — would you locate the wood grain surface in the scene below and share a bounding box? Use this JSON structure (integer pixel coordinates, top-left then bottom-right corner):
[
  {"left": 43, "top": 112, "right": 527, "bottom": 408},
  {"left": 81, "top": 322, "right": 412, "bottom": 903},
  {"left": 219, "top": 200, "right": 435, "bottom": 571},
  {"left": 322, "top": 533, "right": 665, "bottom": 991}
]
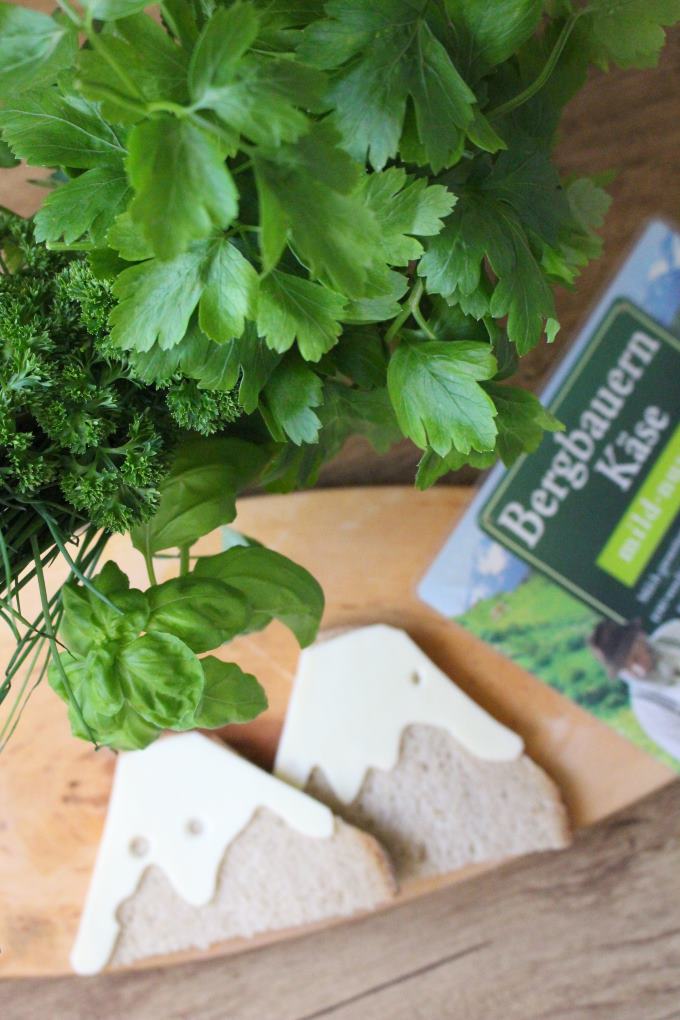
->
[
  {"left": 1, "top": 9, "right": 680, "bottom": 1018},
  {"left": 3, "top": 488, "right": 671, "bottom": 978},
  {"left": 2, "top": 780, "right": 679, "bottom": 1020}
]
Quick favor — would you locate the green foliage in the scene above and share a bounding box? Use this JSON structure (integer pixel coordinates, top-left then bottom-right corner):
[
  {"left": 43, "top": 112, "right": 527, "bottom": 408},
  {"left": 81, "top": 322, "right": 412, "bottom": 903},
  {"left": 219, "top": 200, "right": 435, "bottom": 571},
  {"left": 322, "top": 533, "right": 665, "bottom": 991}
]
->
[
  {"left": 193, "top": 657, "right": 267, "bottom": 728},
  {"left": 483, "top": 383, "right": 563, "bottom": 465},
  {"left": 126, "top": 116, "right": 238, "bottom": 257},
  {"left": 388, "top": 339, "right": 498, "bottom": 456},
  {"left": 0, "top": 0, "right": 660, "bottom": 481},
  {"left": 299, "top": 1, "right": 481, "bottom": 172},
  {"left": 194, "top": 545, "right": 324, "bottom": 647},
  {"left": 34, "top": 164, "right": 131, "bottom": 246},
  {"left": 1, "top": 0, "right": 677, "bottom": 750},
  {"left": 256, "top": 271, "right": 346, "bottom": 362},
  {"left": 146, "top": 575, "right": 249, "bottom": 652},
  {"left": 0, "top": 92, "right": 125, "bottom": 168},
  {"left": 109, "top": 237, "right": 257, "bottom": 351},
  {"left": 0, "top": 214, "right": 242, "bottom": 537},
  {"left": 0, "top": 5, "right": 76, "bottom": 98},
  {"left": 579, "top": 0, "right": 680, "bottom": 69},
  {"left": 48, "top": 548, "right": 330, "bottom": 747},
  {"left": 130, "top": 436, "right": 268, "bottom": 555}
]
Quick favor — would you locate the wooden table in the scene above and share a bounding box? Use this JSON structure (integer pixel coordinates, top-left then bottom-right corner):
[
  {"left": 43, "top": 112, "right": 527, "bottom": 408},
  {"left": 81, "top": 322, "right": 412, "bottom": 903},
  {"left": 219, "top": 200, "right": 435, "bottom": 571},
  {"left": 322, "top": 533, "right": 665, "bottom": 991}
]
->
[{"left": 2, "top": 22, "right": 680, "bottom": 1020}]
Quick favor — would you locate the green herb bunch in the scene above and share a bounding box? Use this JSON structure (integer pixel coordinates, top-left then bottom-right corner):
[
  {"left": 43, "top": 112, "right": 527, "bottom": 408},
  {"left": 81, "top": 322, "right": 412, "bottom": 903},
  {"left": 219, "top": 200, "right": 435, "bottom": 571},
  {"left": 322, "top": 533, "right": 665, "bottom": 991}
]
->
[
  {"left": 0, "top": 211, "right": 241, "bottom": 566},
  {"left": 0, "top": 0, "right": 677, "bottom": 750}
]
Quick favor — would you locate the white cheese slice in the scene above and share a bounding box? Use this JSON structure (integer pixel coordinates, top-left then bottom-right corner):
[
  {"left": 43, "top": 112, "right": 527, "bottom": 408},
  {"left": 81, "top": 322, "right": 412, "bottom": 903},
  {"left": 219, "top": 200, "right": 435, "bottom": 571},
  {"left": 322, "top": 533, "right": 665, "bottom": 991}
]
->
[
  {"left": 71, "top": 732, "right": 333, "bottom": 975},
  {"left": 274, "top": 624, "right": 524, "bottom": 803}
]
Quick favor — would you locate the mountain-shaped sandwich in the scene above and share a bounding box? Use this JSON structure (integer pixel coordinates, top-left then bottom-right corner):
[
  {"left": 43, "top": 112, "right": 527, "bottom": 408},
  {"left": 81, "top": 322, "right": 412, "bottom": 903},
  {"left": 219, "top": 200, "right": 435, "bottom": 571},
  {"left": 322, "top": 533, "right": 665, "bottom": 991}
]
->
[
  {"left": 71, "top": 732, "right": 395, "bottom": 973},
  {"left": 275, "top": 625, "right": 570, "bottom": 881}
]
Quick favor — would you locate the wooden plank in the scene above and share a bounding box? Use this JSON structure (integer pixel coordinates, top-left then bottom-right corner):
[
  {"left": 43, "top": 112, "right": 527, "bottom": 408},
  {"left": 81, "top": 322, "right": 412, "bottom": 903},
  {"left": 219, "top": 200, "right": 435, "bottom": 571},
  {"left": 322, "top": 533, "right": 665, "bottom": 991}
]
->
[
  {"left": 0, "top": 487, "right": 673, "bottom": 978},
  {"left": 2, "top": 779, "right": 679, "bottom": 1020}
]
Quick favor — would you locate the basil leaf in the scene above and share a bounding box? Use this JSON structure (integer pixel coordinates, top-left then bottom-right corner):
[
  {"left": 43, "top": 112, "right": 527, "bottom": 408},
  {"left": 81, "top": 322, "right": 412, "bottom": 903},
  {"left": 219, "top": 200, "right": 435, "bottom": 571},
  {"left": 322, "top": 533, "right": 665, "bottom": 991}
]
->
[
  {"left": 117, "top": 632, "right": 204, "bottom": 728},
  {"left": 48, "top": 651, "right": 161, "bottom": 751},
  {"left": 194, "top": 545, "right": 323, "bottom": 647},
  {"left": 131, "top": 436, "right": 269, "bottom": 554},
  {"left": 146, "top": 576, "right": 249, "bottom": 652},
  {"left": 59, "top": 562, "right": 148, "bottom": 656},
  {"left": 193, "top": 656, "right": 267, "bottom": 728}
]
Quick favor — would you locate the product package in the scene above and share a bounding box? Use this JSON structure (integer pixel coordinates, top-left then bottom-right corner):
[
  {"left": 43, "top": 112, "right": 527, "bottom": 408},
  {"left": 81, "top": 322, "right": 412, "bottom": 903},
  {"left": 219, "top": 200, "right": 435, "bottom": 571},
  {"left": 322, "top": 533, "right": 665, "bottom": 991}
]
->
[{"left": 419, "top": 221, "right": 680, "bottom": 768}]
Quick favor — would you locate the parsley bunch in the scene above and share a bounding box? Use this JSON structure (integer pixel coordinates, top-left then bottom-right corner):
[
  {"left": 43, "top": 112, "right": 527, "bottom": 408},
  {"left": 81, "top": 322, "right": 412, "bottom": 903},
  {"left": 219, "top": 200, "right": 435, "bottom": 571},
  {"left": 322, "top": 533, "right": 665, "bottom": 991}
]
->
[
  {"left": 0, "top": 0, "right": 677, "bottom": 750},
  {"left": 0, "top": 212, "right": 241, "bottom": 539}
]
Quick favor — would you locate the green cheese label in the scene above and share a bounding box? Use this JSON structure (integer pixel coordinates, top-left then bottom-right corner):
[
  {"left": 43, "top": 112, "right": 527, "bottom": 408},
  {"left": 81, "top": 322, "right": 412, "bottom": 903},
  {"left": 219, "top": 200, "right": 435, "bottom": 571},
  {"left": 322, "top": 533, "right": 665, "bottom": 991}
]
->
[{"left": 480, "top": 300, "right": 680, "bottom": 629}]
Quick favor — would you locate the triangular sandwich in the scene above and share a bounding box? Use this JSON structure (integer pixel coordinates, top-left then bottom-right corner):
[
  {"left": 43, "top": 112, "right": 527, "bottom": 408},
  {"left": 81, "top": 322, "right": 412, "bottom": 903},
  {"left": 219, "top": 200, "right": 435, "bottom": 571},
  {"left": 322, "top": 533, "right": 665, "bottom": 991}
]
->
[
  {"left": 275, "top": 625, "right": 570, "bottom": 881},
  {"left": 71, "top": 732, "right": 395, "bottom": 973}
]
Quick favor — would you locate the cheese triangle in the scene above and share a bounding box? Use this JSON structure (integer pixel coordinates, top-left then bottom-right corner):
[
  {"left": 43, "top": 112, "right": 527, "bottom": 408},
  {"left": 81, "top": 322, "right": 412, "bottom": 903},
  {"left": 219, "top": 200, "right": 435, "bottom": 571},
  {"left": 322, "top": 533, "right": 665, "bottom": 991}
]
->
[
  {"left": 274, "top": 625, "right": 569, "bottom": 880},
  {"left": 71, "top": 732, "right": 394, "bottom": 973}
]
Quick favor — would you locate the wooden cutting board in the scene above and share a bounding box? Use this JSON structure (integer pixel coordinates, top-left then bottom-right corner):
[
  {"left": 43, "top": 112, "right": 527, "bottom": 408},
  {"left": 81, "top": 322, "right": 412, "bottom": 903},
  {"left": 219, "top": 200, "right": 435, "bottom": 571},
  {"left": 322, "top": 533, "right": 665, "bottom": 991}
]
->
[{"left": 0, "top": 486, "right": 673, "bottom": 978}]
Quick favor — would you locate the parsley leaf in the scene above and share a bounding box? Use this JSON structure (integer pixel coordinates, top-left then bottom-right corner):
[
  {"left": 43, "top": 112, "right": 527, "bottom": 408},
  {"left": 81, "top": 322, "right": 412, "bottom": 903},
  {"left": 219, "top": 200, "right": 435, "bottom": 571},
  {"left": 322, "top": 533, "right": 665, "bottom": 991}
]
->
[
  {"left": 256, "top": 271, "right": 346, "bottom": 362},
  {"left": 446, "top": 0, "right": 542, "bottom": 76},
  {"left": 581, "top": 0, "right": 680, "bottom": 69},
  {"left": 0, "top": 91, "right": 125, "bottom": 168},
  {"left": 126, "top": 116, "right": 238, "bottom": 257},
  {"left": 109, "top": 238, "right": 256, "bottom": 351},
  {"left": 388, "top": 339, "right": 498, "bottom": 456},
  {"left": 254, "top": 124, "right": 383, "bottom": 296},
  {"left": 76, "top": 14, "right": 189, "bottom": 122},
  {"left": 362, "top": 168, "right": 456, "bottom": 265},
  {"left": 300, "top": 0, "right": 477, "bottom": 171},
  {"left": 483, "top": 382, "right": 563, "bottom": 465},
  {"left": 415, "top": 446, "right": 496, "bottom": 489},
  {"left": 0, "top": 138, "right": 18, "bottom": 167},
  {"left": 189, "top": 3, "right": 325, "bottom": 146},
  {"left": 34, "top": 164, "right": 131, "bottom": 245},
  {"left": 344, "top": 271, "right": 408, "bottom": 324},
  {"left": 321, "top": 381, "right": 399, "bottom": 455},
  {"left": 419, "top": 191, "right": 557, "bottom": 353},
  {"left": 329, "top": 328, "right": 388, "bottom": 388},
  {"left": 0, "top": 5, "right": 76, "bottom": 97},
  {"left": 263, "top": 380, "right": 399, "bottom": 492},
  {"left": 236, "top": 324, "right": 283, "bottom": 412},
  {"left": 480, "top": 139, "right": 571, "bottom": 247},
  {"left": 188, "top": 0, "right": 260, "bottom": 97},
  {"left": 80, "top": 0, "right": 149, "bottom": 19},
  {"left": 199, "top": 238, "right": 258, "bottom": 343},
  {"left": 542, "top": 177, "right": 612, "bottom": 285},
  {"left": 260, "top": 353, "right": 323, "bottom": 444}
]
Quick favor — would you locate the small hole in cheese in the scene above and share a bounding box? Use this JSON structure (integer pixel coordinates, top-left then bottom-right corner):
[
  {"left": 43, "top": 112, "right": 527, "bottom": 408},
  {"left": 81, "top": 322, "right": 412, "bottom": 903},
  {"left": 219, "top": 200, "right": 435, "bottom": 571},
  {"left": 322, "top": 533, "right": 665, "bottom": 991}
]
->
[
  {"left": 185, "top": 818, "right": 204, "bottom": 836},
  {"left": 410, "top": 671, "right": 422, "bottom": 686},
  {"left": 129, "top": 836, "right": 149, "bottom": 858}
]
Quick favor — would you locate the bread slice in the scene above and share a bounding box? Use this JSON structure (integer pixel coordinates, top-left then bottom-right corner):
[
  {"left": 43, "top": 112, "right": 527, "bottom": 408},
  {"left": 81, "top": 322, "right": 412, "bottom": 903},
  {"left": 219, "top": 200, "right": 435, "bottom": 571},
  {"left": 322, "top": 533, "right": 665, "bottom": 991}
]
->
[
  {"left": 71, "top": 732, "right": 395, "bottom": 973},
  {"left": 275, "top": 625, "right": 570, "bottom": 882},
  {"left": 112, "top": 808, "right": 393, "bottom": 967},
  {"left": 306, "top": 723, "right": 569, "bottom": 881}
]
